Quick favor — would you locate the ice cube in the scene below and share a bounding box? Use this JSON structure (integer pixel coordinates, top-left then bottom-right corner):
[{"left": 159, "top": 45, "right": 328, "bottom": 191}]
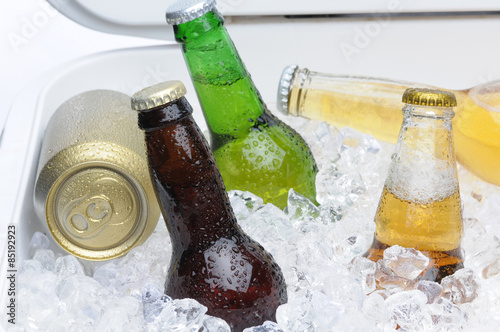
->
[
  {"left": 462, "top": 218, "right": 500, "bottom": 273},
  {"left": 18, "top": 259, "right": 43, "bottom": 275},
  {"left": 383, "top": 245, "right": 430, "bottom": 280},
  {"left": 29, "top": 232, "right": 50, "bottom": 257},
  {"left": 201, "top": 315, "right": 231, "bottom": 332},
  {"left": 315, "top": 165, "right": 366, "bottom": 217},
  {"left": 142, "top": 283, "right": 172, "bottom": 322},
  {"left": 349, "top": 256, "right": 377, "bottom": 294},
  {"left": 243, "top": 321, "right": 285, "bottom": 332},
  {"left": 483, "top": 257, "right": 500, "bottom": 279},
  {"left": 16, "top": 287, "right": 59, "bottom": 330},
  {"left": 385, "top": 290, "right": 430, "bottom": 331},
  {"left": 362, "top": 292, "right": 389, "bottom": 323},
  {"left": 321, "top": 270, "right": 364, "bottom": 310},
  {"left": 236, "top": 202, "right": 291, "bottom": 253},
  {"left": 56, "top": 274, "right": 111, "bottom": 322},
  {"left": 427, "top": 297, "right": 465, "bottom": 329},
  {"left": 54, "top": 255, "right": 85, "bottom": 280},
  {"left": 441, "top": 268, "right": 480, "bottom": 304},
  {"left": 32, "top": 249, "right": 56, "bottom": 272},
  {"left": 275, "top": 295, "right": 314, "bottom": 332},
  {"left": 93, "top": 262, "right": 119, "bottom": 292},
  {"left": 416, "top": 280, "right": 443, "bottom": 304},
  {"left": 375, "top": 259, "right": 417, "bottom": 290},
  {"left": 310, "top": 291, "right": 345, "bottom": 330},
  {"left": 340, "top": 127, "right": 381, "bottom": 156},
  {"left": 285, "top": 188, "right": 320, "bottom": 221},
  {"left": 228, "top": 190, "right": 264, "bottom": 219},
  {"left": 96, "top": 296, "right": 143, "bottom": 331},
  {"left": 152, "top": 298, "right": 207, "bottom": 331}
]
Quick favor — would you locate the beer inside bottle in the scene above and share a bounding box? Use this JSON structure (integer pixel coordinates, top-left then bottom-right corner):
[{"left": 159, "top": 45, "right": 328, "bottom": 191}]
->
[
  {"left": 132, "top": 81, "right": 287, "bottom": 332},
  {"left": 363, "top": 88, "right": 464, "bottom": 283},
  {"left": 168, "top": 0, "right": 318, "bottom": 209}
]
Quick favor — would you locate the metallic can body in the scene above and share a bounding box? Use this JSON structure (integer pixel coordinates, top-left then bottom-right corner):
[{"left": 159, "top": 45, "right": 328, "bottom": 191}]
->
[{"left": 34, "top": 90, "right": 160, "bottom": 260}]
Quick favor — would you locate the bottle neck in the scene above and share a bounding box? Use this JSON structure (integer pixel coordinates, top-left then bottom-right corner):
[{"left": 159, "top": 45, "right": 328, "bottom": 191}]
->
[
  {"left": 286, "top": 68, "right": 425, "bottom": 143},
  {"left": 288, "top": 67, "right": 423, "bottom": 116},
  {"left": 138, "top": 97, "right": 193, "bottom": 131},
  {"left": 174, "top": 11, "right": 266, "bottom": 139},
  {"left": 138, "top": 98, "right": 239, "bottom": 250},
  {"left": 386, "top": 105, "right": 459, "bottom": 204}
]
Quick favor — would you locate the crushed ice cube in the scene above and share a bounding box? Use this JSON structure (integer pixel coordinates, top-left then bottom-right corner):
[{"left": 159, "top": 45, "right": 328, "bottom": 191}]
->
[
  {"left": 54, "top": 255, "right": 85, "bottom": 281},
  {"left": 29, "top": 231, "right": 50, "bottom": 257},
  {"left": 383, "top": 245, "right": 430, "bottom": 280},
  {"left": 151, "top": 298, "right": 207, "bottom": 331},
  {"left": 228, "top": 190, "right": 264, "bottom": 219},
  {"left": 441, "top": 268, "right": 480, "bottom": 304},
  {"left": 243, "top": 321, "right": 285, "bottom": 332},
  {"left": 201, "top": 315, "right": 231, "bottom": 332},
  {"left": 275, "top": 295, "right": 315, "bottom": 332},
  {"left": 375, "top": 259, "right": 417, "bottom": 290},
  {"left": 362, "top": 292, "right": 389, "bottom": 323},
  {"left": 96, "top": 296, "right": 142, "bottom": 331},
  {"left": 285, "top": 189, "right": 320, "bottom": 221},
  {"left": 142, "top": 283, "right": 172, "bottom": 322},
  {"left": 483, "top": 257, "right": 500, "bottom": 279},
  {"left": 310, "top": 291, "right": 345, "bottom": 330},
  {"left": 417, "top": 280, "right": 443, "bottom": 304},
  {"left": 385, "top": 290, "right": 430, "bottom": 330},
  {"left": 427, "top": 297, "right": 465, "bottom": 329},
  {"left": 315, "top": 164, "right": 366, "bottom": 217},
  {"left": 349, "top": 256, "right": 377, "bottom": 294}
]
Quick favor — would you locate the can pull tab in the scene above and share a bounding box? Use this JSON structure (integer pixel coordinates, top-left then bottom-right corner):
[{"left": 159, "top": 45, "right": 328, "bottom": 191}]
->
[{"left": 61, "top": 177, "right": 135, "bottom": 239}]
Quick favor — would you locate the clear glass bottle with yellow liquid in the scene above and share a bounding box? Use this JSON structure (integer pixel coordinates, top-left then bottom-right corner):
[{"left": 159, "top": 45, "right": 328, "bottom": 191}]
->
[
  {"left": 277, "top": 65, "right": 500, "bottom": 187},
  {"left": 362, "top": 88, "right": 464, "bottom": 283}
]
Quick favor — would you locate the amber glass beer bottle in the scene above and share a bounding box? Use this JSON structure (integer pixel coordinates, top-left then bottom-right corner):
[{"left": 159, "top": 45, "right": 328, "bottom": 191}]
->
[
  {"left": 165, "top": 0, "right": 318, "bottom": 209},
  {"left": 277, "top": 65, "right": 500, "bottom": 187},
  {"left": 363, "top": 88, "right": 464, "bottom": 283},
  {"left": 132, "top": 81, "right": 287, "bottom": 331}
]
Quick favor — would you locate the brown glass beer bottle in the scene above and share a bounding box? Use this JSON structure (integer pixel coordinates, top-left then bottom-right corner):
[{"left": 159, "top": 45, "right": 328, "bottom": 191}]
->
[
  {"left": 132, "top": 81, "right": 287, "bottom": 331},
  {"left": 363, "top": 88, "right": 464, "bottom": 283}
]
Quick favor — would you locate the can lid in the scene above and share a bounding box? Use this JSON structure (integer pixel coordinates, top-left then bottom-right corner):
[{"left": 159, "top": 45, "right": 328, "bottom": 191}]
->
[
  {"left": 166, "top": 0, "right": 217, "bottom": 25},
  {"left": 41, "top": 142, "right": 160, "bottom": 261},
  {"left": 131, "top": 80, "right": 187, "bottom": 111},
  {"left": 276, "top": 64, "right": 298, "bottom": 115},
  {"left": 402, "top": 88, "right": 457, "bottom": 107}
]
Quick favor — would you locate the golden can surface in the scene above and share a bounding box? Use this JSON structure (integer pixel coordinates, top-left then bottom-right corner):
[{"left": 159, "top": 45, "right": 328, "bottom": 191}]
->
[{"left": 34, "top": 90, "right": 160, "bottom": 260}]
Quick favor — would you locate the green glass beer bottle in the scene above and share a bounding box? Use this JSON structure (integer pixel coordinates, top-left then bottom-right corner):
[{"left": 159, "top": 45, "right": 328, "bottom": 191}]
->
[{"left": 166, "top": 0, "right": 318, "bottom": 209}]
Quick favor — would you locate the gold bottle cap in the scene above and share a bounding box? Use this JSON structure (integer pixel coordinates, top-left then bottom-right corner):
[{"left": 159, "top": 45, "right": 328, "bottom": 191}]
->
[
  {"left": 402, "top": 88, "right": 457, "bottom": 107},
  {"left": 131, "top": 80, "right": 187, "bottom": 111},
  {"left": 166, "top": 0, "right": 217, "bottom": 25}
]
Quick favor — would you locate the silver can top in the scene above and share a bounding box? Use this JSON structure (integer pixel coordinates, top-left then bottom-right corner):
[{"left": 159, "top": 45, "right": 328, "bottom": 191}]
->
[
  {"left": 166, "top": 0, "right": 217, "bottom": 25},
  {"left": 276, "top": 64, "right": 298, "bottom": 115}
]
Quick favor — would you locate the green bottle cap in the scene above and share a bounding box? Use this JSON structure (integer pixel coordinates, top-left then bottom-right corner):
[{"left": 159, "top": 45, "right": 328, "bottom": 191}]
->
[{"left": 166, "top": 0, "right": 217, "bottom": 25}]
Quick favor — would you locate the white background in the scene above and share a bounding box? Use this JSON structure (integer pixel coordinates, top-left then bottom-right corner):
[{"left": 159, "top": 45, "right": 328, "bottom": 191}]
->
[{"left": 0, "top": 0, "right": 167, "bottom": 137}]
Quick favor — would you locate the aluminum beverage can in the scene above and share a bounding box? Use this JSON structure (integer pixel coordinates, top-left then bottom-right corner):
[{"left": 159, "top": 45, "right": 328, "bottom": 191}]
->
[{"left": 34, "top": 90, "right": 160, "bottom": 260}]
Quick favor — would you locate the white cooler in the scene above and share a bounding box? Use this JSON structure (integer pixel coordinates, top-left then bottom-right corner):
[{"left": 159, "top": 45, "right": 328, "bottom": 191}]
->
[{"left": 2, "top": 0, "right": 500, "bottom": 330}]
